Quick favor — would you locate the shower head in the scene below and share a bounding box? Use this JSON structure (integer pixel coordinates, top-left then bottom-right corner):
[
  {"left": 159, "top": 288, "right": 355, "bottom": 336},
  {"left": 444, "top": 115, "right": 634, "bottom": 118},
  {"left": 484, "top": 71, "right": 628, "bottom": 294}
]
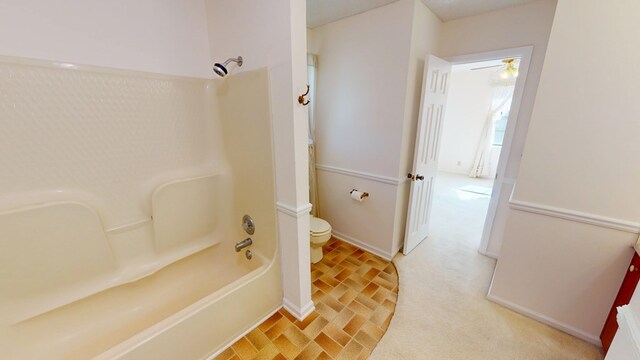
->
[{"left": 213, "top": 56, "right": 243, "bottom": 77}]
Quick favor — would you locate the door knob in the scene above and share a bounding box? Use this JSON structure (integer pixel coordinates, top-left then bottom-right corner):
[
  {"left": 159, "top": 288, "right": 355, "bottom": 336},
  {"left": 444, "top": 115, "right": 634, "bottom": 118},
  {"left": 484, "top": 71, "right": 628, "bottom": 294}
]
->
[
  {"left": 407, "top": 173, "right": 415, "bottom": 180},
  {"left": 416, "top": 174, "right": 425, "bottom": 181}
]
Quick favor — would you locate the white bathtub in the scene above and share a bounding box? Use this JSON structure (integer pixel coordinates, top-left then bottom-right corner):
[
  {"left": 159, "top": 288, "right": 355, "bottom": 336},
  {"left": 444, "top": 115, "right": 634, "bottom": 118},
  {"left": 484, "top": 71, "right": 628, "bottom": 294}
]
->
[
  {"left": 0, "top": 56, "right": 282, "bottom": 359},
  {"left": 4, "top": 244, "right": 280, "bottom": 359}
]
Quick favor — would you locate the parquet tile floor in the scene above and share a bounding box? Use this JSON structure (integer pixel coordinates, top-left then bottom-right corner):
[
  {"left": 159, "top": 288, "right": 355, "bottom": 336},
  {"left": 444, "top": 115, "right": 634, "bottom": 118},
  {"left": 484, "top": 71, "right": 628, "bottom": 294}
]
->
[{"left": 214, "top": 238, "right": 399, "bottom": 360}]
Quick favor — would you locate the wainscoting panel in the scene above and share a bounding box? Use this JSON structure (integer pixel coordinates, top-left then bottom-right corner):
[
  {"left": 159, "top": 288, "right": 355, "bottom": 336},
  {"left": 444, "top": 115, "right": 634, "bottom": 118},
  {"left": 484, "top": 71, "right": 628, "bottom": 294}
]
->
[
  {"left": 315, "top": 166, "right": 403, "bottom": 259},
  {"left": 489, "top": 209, "right": 637, "bottom": 342}
]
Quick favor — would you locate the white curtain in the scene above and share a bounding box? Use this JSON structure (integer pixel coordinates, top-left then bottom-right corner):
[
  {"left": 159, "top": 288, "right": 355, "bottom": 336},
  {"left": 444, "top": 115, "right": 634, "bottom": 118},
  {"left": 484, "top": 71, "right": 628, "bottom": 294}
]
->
[
  {"left": 307, "top": 54, "right": 320, "bottom": 216},
  {"left": 468, "top": 84, "right": 514, "bottom": 178}
]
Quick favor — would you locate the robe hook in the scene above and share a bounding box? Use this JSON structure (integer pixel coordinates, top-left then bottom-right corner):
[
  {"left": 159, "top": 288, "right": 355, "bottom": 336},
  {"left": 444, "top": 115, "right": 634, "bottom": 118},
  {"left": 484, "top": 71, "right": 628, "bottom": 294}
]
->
[{"left": 298, "top": 85, "right": 310, "bottom": 106}]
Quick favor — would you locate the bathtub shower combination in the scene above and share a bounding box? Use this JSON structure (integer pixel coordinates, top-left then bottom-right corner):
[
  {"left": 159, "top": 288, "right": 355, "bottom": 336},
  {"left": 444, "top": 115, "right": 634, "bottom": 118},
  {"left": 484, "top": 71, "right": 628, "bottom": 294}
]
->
[{"left": 0, "top": 56, "right": 282, "bottom": 359}]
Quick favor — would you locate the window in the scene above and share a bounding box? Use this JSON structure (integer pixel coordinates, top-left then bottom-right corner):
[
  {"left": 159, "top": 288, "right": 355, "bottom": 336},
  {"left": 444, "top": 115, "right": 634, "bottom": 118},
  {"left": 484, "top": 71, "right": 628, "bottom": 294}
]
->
[{"left": 492, "top": 113, "right": 508, "bottom": 146}]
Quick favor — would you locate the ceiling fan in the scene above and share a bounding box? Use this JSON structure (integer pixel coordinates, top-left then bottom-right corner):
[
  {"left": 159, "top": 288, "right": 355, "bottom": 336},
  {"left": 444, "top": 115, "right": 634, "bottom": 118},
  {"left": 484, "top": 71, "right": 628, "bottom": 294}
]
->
[{"left": 472, "top": 58, "right": 519, "bottom": 79}]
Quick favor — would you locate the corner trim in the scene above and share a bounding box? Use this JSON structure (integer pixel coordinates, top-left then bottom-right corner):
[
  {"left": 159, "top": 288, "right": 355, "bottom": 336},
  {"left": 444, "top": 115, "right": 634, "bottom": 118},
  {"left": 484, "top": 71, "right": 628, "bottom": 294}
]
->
[
  {"left": 282, "top": 299, "right": 315, "bottom": 322},
  {"left": 616, "top": 305, "right": 640, "bottom": 358},
  {"left": 315, "top": 164, "right": 405, "bottom": 186},
  {"left": 276, "top": 202, "right": 312, "bottom": 218},
  {"left": 509, "top": 199, "right": 640, "bottom": 233},
  {"left": 331, "top": 230, "right": 394, "bottom": 261},
  {"left": 486, "top": 293, "right": 601, "bottom": 346}
]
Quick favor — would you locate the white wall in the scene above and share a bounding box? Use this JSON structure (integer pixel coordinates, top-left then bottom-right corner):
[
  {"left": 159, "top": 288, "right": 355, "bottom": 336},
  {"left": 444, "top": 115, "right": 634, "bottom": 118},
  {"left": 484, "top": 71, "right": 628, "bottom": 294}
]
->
[
  {"left": 440, "top": 0, "right": 557, "bottom": 256},
  {"left": 308, "top": 0, "right": 441, "bottom": 258},
  {"left": 397, "top": 0, "right": 443, "bottom": 178},
  {"left": 0, "top": 0, "right": 211, "bottom": 77},
  {"left": 489, "top": 0, "right": 640, "bottom": 343},
  {"left": 438, "top": 68, "right": 494, "bottom": 175},
  {"left": 309, "top": 1, "right": 414, "bottom": 178},
  {"left": 205, "top": 0, "right": 314, "bottom": 319}
]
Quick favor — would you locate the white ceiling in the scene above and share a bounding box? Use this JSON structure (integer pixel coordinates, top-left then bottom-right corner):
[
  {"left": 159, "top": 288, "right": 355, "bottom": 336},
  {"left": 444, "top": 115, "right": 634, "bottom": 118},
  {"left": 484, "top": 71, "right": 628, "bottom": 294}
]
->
[
  {"left": 307, "top": 0, "right": 540, "bottom": 28},
  {"left": 420, "top": 0, "right": 539, "bottom": 21},
  {"left": 307, "top": 0, "right": 398, "bottom": 29}
]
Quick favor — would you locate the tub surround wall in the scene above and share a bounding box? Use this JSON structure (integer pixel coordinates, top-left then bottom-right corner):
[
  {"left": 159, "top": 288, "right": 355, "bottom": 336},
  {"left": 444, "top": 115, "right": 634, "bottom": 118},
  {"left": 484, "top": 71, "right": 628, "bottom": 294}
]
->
[
  {"left": 102, "top": 68, "right": 283, "bottom": 360},
  {"left": 0, "top": 57, "right": 281, "bottom": 359},
  {"left": 0, "top": 0, "right": 314, "bottom": 352},
  {"left": 489, "top": 0, "right": 640, "bottom": 343},
  {"left": 205, "top": 0, "right": 315, "bottom": 320}
]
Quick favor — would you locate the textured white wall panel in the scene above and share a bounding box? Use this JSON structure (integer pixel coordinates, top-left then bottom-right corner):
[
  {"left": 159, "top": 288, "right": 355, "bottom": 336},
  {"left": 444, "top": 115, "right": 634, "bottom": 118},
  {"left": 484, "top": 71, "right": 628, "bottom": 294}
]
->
[
  {"left": 0, "top": 56, "right": 282, "bottom": 360},
  {"left": 0, "top": 57, "right": 223, "bottom": 227}
]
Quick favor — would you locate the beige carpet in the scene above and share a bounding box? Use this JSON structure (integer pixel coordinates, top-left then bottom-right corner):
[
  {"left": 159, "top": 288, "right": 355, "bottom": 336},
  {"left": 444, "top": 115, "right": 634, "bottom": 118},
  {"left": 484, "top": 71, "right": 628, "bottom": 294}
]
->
[{"left": 370, "top": 173, "right": 604, "bottom": 360}]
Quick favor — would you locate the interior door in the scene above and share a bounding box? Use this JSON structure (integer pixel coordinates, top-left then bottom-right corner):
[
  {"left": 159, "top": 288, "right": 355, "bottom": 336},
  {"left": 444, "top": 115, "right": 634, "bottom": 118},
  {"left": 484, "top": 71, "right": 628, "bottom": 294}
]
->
[{"left": 403, "top": 55, "right": 451, "bottom": 255}]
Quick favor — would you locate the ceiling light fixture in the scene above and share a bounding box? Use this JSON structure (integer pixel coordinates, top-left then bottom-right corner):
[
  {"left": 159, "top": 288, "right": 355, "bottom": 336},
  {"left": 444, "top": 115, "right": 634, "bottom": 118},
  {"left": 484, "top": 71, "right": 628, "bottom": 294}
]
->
[{"left": 499, "top": 59, "right": 519, "bottom": 79}]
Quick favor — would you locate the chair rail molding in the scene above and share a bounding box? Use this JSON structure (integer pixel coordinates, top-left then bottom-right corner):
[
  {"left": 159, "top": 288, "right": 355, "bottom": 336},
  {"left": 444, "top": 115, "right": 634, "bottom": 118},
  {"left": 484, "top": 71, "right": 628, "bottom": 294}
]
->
[
  {"left": 315, "top": 164, "right": 407, "bottom": 186},
  {"left": 509, "top": 198, "right": 640, "bottom": 234},
  {"left": 276, "top": 202, "right": 312, "bottom": 218}
]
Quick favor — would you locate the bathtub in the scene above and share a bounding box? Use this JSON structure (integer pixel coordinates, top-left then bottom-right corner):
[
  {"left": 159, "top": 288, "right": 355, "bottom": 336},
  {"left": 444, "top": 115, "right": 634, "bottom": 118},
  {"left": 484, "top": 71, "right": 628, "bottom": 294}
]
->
[
  {"left": 4, "top": 243, "right": 281, "bottom": 359},
  {"left": 0, "top": 56, "right": 282, "bottom": 359}
]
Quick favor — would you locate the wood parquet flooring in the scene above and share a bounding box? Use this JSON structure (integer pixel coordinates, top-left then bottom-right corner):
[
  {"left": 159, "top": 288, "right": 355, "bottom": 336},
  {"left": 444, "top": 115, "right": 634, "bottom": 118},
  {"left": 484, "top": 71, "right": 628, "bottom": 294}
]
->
[{"left": 214, "top": 238, "right": 399, "bottom": 360}]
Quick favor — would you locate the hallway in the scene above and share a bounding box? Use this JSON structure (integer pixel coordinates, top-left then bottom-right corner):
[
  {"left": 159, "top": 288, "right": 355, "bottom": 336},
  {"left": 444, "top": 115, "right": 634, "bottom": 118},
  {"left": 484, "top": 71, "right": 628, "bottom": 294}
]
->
[{"left": 370, "top": 173, "right": 603, "bottom": 359}]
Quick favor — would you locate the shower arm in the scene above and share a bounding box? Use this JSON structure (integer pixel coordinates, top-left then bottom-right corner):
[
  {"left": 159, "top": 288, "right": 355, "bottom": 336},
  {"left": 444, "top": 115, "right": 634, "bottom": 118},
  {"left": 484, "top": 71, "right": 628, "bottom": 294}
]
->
[{"left": 223, "top": 56, "right": 243, "bottom": 67}]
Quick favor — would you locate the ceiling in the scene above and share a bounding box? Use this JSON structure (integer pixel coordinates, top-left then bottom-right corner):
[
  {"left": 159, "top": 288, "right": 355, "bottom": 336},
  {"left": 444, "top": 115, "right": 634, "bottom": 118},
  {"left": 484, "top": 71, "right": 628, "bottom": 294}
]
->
[
  {"left": 307, "top": 0, "right": 398, "bottom": 29},
  {"left": 307, "top": 0, "right": 540, "bottom": 28},
  {"left": 420, "top": 0, "right": 539, "bottom": 21}
]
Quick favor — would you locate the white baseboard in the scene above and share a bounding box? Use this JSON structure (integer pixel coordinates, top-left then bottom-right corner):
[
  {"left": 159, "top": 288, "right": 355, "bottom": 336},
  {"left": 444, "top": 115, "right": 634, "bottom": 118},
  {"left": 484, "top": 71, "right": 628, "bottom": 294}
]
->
[
  {"left": 282, "top": 298, "right": 315, "bottom": 321},
  {"left": 478, "top": 248, "right": 499, "bottom": 260},
  {"left": 486, "top": 293, "right": 601, "bottom": 346},
  {"left": 204, "top": 305, "right": 282, "bottom": 360},
  {"left": 331, "top": 230, "right": 394, "bottom": 261}
]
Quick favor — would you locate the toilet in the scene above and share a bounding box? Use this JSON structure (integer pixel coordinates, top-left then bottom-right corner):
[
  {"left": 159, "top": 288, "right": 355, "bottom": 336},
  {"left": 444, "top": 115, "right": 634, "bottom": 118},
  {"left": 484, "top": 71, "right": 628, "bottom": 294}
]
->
[{"left": 310, "top": 216, "right": 332, "bottom": 264}]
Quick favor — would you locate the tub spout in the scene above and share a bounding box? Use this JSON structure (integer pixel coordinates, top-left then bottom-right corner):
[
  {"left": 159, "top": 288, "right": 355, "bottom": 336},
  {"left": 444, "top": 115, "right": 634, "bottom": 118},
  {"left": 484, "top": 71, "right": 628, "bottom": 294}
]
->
[{"left": 235, "top": 238, "right": 252, "bottom": 252}]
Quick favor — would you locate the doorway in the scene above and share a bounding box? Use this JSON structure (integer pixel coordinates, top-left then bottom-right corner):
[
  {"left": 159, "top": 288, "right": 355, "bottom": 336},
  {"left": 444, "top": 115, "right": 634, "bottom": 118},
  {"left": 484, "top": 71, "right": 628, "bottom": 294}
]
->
[
  {"left": 432, "top": 58, "right": 518, "bottom": 249},
  {"left": 403, "top": 47, "right": 532, "bottom": 256}
]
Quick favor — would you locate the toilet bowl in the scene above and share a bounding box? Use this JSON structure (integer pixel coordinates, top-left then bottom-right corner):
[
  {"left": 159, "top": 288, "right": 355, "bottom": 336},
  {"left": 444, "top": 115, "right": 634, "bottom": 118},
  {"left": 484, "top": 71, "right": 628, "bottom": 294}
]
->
[{"left": 310, "top": 216, "right": 332, "bottom": 264}]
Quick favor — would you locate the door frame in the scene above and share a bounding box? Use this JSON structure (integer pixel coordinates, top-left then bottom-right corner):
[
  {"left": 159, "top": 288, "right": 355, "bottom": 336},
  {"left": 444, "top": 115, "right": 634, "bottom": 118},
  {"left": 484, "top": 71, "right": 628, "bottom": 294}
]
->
[{"left": 444, "top": 46, "right": 533, "bottom": 258}]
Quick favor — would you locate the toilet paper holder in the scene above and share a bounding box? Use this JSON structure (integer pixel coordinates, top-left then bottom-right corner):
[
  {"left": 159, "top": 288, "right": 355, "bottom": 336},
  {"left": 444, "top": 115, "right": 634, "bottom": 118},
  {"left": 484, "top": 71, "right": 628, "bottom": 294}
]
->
[{"left": 350, "top": 189, "right": 369, "bottom": 199}]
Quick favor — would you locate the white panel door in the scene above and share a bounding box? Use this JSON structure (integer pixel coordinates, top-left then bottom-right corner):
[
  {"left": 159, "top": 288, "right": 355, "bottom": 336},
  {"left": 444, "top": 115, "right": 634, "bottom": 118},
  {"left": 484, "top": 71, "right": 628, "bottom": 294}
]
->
[{"left": 403, "top": 55, "right": 451, "bottom": 255}]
